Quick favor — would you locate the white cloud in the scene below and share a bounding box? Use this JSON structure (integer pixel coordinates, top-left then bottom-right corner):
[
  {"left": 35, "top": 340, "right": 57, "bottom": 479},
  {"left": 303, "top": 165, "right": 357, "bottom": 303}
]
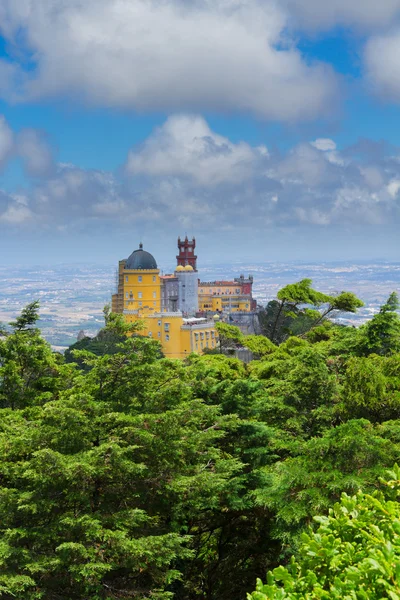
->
[
  {"left": 1, "top": 116, "right": 400, "bottom": 233},
  {"left": 360, "top": 167, "right": 384, "bottom": 190},
  {"left": 311, "top": 137, "right": 345, "bottom": 166},
  {"left": 0, "top": 114, "right": 56, "bottom": 176},
  {"left": 93, "top": 200, "right": 126, "bottom": 215},
  {"left": 311, "top": 138, "right": 337, "bottom": 152},
  {"left": 387, "top": 179, "right": 400, "bottom": 198},
  {"left": 0, "top": 0, "right": 337, "bottom": 121},
  {"left": 0, "top": 115, "right": 14, "bottom": 168},
  {"left": 127, "top": 114, "right": 267, "bottom": 186},
  {"left": 365, "top": 30, "right": 400, "bottom": 102},
  {"left": 275, "top": 143, "right": 332, "bottom": 187},
  {"left": 284, "top": 0, "right": 400, "bottom": 31},
  {"left": 0, "top": 197, "right": 33, "bottom": 225},
  {"left": 17, "top": 129, "right": 54, "bottom": 176}
]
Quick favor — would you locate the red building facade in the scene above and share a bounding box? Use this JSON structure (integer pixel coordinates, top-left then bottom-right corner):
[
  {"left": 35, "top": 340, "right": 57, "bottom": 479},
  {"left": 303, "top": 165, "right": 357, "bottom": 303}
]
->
[{"left": 176, "top": 236, "right": 197, "bottom": 271}]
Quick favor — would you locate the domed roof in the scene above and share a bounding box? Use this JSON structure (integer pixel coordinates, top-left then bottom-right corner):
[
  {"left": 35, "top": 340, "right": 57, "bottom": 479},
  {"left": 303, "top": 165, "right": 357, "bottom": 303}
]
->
[
  {"left": 175, "top": 265, "right": 185, "bottom": 272},
  {"left": 184, "top": 265, "right": 194, "bottom": 271},
  {"left": 125, "top": 243, "right": 157, "bottom": 270}
]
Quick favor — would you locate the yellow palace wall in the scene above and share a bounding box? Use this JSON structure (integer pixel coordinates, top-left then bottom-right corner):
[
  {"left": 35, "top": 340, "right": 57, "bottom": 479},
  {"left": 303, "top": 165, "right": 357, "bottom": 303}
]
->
[
  {"left": 124, "top": 311, "right": 218, "bottom": 359},
  {"left": 113, "top": 250, "right": 218, "bottom": 359},
  {"left": 198, "top": 294, "right": 251, "bottom": 313},
  {"left": 198, "top": 282, "right": 252, "bottom": 313},
  {"left": 122, "top": 269, "right": 161, "bottom": 314}
]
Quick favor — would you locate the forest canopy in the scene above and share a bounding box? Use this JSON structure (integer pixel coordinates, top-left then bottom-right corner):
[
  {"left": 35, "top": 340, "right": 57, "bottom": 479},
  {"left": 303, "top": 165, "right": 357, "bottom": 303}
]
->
[{"left": 0, "top": 288, "right": 399, "bottom": 599}]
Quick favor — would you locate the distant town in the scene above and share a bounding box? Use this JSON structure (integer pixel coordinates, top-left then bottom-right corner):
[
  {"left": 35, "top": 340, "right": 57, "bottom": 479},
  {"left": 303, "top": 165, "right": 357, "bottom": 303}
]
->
[{"left": 0, "top": 260, "right": 399, "bottom": 351}]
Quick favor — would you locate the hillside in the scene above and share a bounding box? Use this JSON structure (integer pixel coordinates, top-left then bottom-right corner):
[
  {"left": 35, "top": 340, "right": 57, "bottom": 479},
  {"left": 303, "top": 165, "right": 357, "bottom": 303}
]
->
[{"left": 0, "top": 293, "right": 400, "bottom": 599}]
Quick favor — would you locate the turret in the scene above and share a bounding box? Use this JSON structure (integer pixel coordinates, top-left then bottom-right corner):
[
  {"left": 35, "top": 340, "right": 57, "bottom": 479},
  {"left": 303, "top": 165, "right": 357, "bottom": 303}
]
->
[{"left": 176, "top": 236, "right": 197, "bottom": 271}]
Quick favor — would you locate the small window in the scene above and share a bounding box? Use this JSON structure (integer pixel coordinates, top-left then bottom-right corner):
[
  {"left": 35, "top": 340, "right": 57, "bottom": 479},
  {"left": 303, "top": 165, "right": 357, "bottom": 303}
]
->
[
  {"left": 166, "top": 334, "right": 170, "bottom": 341},
  {"left": 153, "top": 291, "right": 156, "bottom": 298},
  {"left": 138, "top": 275, "right": 142, "bottom": 282},
  {"left": 139, "top": 302, "right": 142, "bottom": 307},
  {"left": 164, "top": 323, "right": 170, "bottom": 332},
  {"left": 158, "top": 332, "right": 161, "bottom": 338},
  {"left": 125, "top": 276, "right": 128, "bottom": 282},
  {"left": 126, "top": 302, "right": 128, "bottom": 307},
  {"left": 125, "top": 292, "right": 128, "bottom": 298},
  {"left": 153, "top": 275, "right": 156, "bottom": 282},
  {"left": 153, "top": 302, "right": 156, "bottom": 307},
  {"left": 148, "top": 331, "right": 152, "bottom": 337},
  {"left": 138, "top": 292, "right": 142, "bottom": 299},
  {"left": 158, "top": 320, "right": 161, "bottom": 326}
]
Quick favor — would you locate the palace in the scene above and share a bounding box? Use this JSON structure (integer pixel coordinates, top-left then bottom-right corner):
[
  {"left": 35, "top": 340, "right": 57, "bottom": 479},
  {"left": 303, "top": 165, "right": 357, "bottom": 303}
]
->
[
  {"left": 198, "top": 276, "right": 256, "bottom": 313},
  {"left": 111, "top": 237, "right": 255, "bottom": 358}
]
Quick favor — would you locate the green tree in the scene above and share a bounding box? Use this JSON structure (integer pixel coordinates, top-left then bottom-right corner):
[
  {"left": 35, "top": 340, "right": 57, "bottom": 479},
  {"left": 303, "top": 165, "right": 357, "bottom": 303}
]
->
[
  {"left": 3, "top": 300, "right": 400, "bottom": 600},
  {"left": 0, "top": 301, "right": 74, "bottom": 410},
  {"left": 215, "top": 322, "right": 275, "bottom": 359},
  {"left": 361, "top": 292, "right": 400, "bottom": 356},
  {"left": 259, "top": 280, "right": 363, "bottom": 345},
  {"left": 248, "top": 465, "right": 400, "bottom": 600},
  {"left": 257, "top": 420, "right": 400, "bottom": 544},
  {"left": 0, "top": 354, "right": 243, "bottom": 599},
  {"left": 341, "top": 356, "right": 400, "bottom": 422},
  {"left": 0, "top": 308, "right": 246, "bottom": 600}
]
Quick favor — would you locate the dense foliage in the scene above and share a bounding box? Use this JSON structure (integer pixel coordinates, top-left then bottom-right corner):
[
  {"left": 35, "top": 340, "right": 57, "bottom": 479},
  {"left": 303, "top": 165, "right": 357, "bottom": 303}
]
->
[
  {"left": 0, "top": 288, "right": 399, "bottom": 599},
  {"left": 249, "top": 465, "right": 400, "bottom": 599}
]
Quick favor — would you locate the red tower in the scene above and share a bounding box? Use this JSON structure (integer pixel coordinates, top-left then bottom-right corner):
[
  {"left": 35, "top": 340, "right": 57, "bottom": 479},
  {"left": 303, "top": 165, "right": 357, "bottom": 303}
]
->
[{"left": 176, "top": 236, "right": 197, "bottom": 271}]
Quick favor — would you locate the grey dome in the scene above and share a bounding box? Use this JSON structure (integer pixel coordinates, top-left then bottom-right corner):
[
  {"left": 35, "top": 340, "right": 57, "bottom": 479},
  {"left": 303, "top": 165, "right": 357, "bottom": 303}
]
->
[{"left": 125, "top": 243, "right": 157, "bottom": 270}]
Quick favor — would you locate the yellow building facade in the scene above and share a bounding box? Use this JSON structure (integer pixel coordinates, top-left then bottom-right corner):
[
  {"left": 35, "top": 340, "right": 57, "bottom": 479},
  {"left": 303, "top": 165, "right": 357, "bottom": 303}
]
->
[
  {"left": 111, "top": 244, "right": 218, "bottom": 359},
  {"left": 198, "top": 279, "right": 254, "bottom": 313}
]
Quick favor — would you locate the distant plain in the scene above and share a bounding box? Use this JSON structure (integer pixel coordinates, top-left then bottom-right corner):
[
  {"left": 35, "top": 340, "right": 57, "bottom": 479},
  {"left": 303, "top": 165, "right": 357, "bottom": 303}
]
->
[{"left": 0, "top": 262, "right": 399, "bottom": 350}]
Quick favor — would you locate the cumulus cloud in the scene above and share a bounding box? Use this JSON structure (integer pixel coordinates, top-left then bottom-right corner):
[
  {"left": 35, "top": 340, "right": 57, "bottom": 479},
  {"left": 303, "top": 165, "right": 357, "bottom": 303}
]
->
[
  {"left": 365, "top": 30, "right": 400, "bottom": 102},
  {"left": 0, "top": 191, "right": 33, "bottom": 225},
  {"left": 0, "top": 114, "right": 55, "bottom": 177},
  {"left": 311, "top": 139, "right": 337, "bottom": 152},
  {"left": 127, "top": 115, "right": 268, "bottom": 186},
  {"left": 388, "top": 179, "right": 400, "bottom": 198},
  {"left": 3, "top": 115, "right": 399, "bottom": 234},
  {"left": 0, "top": 202, "right": 33, "bottom": 225},
  {"left": 0, "top": 115, "right": 14, "bottom": 168},
  {"left": 3, "top": 0, "right": 400, "bottom": 119},
  {"left": 284, "top": 0, "right": 400, "bottom": 31},
  {"left": 17, "top": 129, "right": 54, "bottom": 176},
  {"left": 0, "top": 0, "right": 337, "bottom": 121},
  {"left": 311, "top": 138, "right": 345, "bottom": 166},
  {"left": 30, "top": 165, "right": 124, "bottom": 223}
]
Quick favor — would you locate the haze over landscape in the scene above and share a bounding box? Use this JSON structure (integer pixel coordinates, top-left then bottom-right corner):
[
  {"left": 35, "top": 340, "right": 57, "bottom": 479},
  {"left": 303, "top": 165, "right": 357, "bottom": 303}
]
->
[{"left": 0, "top": 260, "right": 398, "bottom": 349}]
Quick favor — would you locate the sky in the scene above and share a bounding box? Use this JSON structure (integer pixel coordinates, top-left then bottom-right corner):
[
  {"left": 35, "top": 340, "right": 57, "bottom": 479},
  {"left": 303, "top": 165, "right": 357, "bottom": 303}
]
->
[{"left": 1, "top": 0, "right": 400, "bottom": 264}]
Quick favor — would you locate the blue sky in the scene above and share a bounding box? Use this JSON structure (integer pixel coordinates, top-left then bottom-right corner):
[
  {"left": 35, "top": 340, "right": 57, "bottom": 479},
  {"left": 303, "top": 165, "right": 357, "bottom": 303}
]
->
[{"left": 0, "top": 0, "right": 400, "bottom": 264}]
